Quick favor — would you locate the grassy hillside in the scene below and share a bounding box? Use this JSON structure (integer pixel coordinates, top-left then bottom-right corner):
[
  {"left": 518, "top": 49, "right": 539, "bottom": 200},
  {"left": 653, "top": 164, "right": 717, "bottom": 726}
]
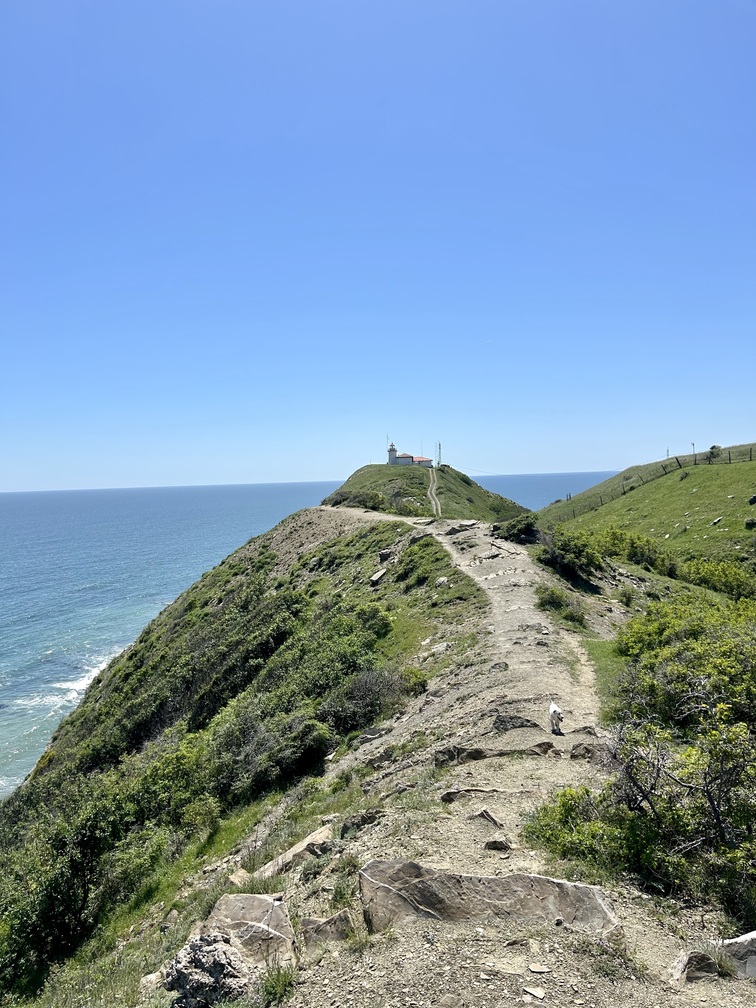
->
[
  {"left": 536, "top": 455, "right": 753, "bottom": 576},
  {"left": 559, "top": 461, "right": 756, "bottom": 568},
  {"left": 323, "top": 463, "right": 527, "bottom": 522},
  {"left": 0, "top": 509, "right": 486, "bottom": 999},
  {"left": 539, "top": 440, "right": 756, "bottom": 528},
  {"left": 516, "top": 447, "right": 756, "bottom": 931}
]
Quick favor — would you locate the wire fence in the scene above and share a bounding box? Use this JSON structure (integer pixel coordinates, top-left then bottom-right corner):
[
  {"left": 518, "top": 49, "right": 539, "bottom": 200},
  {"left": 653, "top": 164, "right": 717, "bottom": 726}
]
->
[{"left": 547, "top": 444, "right": 756, "bottom": 522}]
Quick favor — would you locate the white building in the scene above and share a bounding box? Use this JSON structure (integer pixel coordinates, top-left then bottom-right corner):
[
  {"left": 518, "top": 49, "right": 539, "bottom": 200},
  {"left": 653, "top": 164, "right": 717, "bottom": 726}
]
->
[{"left": 387, "top": 443, "right": 433, "bottom": 468}]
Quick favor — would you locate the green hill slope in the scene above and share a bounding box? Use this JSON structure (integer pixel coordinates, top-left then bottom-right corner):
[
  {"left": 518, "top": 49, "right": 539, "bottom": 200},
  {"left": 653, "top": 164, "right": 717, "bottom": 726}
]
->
[
  {"left": 557, "top": 461, "right": 756, "bottom": 568},
  {"left": 323, "top": 463, "right": 527, "bottom": 522},
  {"left": 0, "top": 508, "right": 486, "bottom": 997},
  {"left": 539, "top": 440, "right": 756, "bottom": 528}
]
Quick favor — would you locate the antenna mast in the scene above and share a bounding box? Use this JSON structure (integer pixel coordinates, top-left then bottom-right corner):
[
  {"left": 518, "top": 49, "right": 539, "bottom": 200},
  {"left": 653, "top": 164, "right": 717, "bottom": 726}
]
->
[{"left": 435, "top": 441, "right": 442, "bottom": 467}]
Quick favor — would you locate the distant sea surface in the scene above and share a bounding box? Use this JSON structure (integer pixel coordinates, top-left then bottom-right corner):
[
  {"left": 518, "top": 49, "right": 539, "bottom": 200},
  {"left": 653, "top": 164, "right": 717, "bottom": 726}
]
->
[{"left": 0, "top": 471, "right": 613, "bottom": 796}]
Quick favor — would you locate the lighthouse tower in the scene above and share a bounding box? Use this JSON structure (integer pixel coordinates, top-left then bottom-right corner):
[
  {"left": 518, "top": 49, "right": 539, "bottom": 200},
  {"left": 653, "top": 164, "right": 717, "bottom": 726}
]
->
[{"left": 387, "top": 442, "right": 398, "bottom": 465}]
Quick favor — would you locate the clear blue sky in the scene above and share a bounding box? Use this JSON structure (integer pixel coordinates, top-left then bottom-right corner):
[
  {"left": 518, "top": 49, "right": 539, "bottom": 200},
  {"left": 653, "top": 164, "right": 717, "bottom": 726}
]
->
[{"left": 2, "top": 1, "right": 754, "bottom": 491}]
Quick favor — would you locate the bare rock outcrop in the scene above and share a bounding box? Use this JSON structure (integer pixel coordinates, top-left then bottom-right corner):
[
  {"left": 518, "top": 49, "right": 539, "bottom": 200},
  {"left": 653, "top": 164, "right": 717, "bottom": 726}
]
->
[
  {"left": 358, "top": 860, "right": 622, "bottom": 941},
  {"left": 164, "top": 931, "right": 258, "bottom": 1007},
  {"left": 670, "top": 949, "right": 719, "bottom": 982},
  {"left": 202, "top": 893, "right": 298, "bottom": 968},
  {"left": 434, "top": 737, "right": 557, "bottom": 768}
]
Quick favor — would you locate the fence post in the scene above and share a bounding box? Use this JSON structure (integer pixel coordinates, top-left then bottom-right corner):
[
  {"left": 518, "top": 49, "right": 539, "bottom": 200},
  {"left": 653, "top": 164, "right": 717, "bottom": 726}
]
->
[
  {"left": 728, "top": 450, "right": 731, "bottom": 462},
  {"left": 676, "top": 457, "right": 682, "bottom": 468}
]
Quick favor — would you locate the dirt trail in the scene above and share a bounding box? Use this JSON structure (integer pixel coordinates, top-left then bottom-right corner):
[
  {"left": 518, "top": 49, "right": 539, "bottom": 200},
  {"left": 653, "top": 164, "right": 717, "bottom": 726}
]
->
[
  {"left": 427, "top": 465, "right": 442, "bottom": 517},
  {"left": 184, "top": 507, "right": 751, "bottom": 1008}
]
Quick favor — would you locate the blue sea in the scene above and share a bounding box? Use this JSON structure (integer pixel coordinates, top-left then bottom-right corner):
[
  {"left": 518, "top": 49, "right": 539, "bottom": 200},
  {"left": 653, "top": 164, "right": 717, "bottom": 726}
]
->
[{"left": 0, "top": 471, "right": 613, "bottom": 797}]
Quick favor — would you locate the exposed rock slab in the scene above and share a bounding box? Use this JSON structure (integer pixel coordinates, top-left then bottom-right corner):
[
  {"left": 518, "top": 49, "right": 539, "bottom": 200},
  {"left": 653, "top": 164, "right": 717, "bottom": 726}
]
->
[
  {"left": 253, "top": 824, "right": 333, "bottom": 879},
  {"left": 434, "top": 738, "right": 557, "bottom": 767},
  {"left": 340, "top": 808, "right": 384, "bottom": 838},
  {"left": 164, "top": 931, "right": 258, "bottom": 1007},
  {"left": 468, "top": 807, "right": 505, "bottom": 828},
  {"left": 492, "top": 713, "right": 541, "bottom": 733},
  {"left": 358, "top": 860, "right": 623, "bottom": 941},
  {"left": 569, "top": 741, "right": 615, "bottom": 766},
  {"left": 484, "top": 835, "right": 512, "bottom": 852},
  {"left": 445, "top": 521, "right": 479, "bottom": 536},
  {"left": 203, "top": 893, "right": 297, "bottom": 968},
  {"left": 227, "top": 867, "right": 253, "bottom": 888},
  {"left": 720, "top": 929, "right": 756, "bottom": 978},
  {"left": 441, "top": 787, "right": 508, "bottom": 803},
  {"left": 301, "top": 909, "right": 355, "bottom": 952}
]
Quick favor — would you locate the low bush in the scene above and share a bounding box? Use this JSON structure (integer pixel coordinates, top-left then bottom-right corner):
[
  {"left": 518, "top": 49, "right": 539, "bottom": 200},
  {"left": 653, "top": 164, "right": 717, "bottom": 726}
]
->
[
  {"left": 495, "top": 513, "right": 539, "bottom": 544},
  {"left": 535, "top": 583, "right": 586, "bottom": 627},
  {"left": 527, "top": 593, "right": 756, "bottom": 926},
  {"left": 261, "top": 964, "right": 296, "bottom": 1006},
  {"left": 537, "top": 528, "right": 603, "bottom": 580}
]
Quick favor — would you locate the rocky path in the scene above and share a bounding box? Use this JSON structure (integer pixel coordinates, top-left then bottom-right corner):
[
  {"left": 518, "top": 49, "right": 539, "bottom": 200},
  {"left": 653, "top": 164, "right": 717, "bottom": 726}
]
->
[{"left": 158, "top": 508, "right": 753, "bottom": 1008}]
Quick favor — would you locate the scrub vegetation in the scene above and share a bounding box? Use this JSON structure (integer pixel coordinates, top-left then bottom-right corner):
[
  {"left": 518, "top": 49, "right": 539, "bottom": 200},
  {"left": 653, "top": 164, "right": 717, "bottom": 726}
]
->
[
  {"left": 0, "top": 514, "right": 485, "bottom": 999},
  {"left": 524, "top": 451, "right": 756, "bottom": 927}
]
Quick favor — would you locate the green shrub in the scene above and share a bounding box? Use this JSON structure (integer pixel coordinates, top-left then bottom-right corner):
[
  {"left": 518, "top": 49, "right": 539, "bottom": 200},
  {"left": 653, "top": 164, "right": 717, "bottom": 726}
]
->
[
  {"left": 680, "top": 558, "right": 756, "bottom": 599},
  {"left": 537, "top": 528, "right": 603, "bottom": 580},
  {"left": 316, "top": 667, "right": 406, "bottom": 734},
  {"left": 528, "top": 593, "right": 756, "bottom": 927},
  {"left": 261, "top": 964, "right": 296, "bottom": 1006},
  {"left": 495, "top": 512, "right": 539, "bottom": 544},
  {"left": 617, "top": 586, "right": 635, "bottom": 607},
  {"left": 399, "top": 666, "right": 428, "bottom": 696},
  {"left": 535, "top": 583, "right": 586, "bottom": 627},
  {"left": 593, "top": 527, "right": 676, "bottom": 577},
  {"left": 524, "top": 787, "right": 629, "bottom": 871}
]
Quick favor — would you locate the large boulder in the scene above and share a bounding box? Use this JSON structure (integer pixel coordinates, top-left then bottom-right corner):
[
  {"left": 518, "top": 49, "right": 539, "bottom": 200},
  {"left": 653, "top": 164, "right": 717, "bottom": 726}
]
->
[
  {"left": 671, "top": 950, "right": 719, "bottom": 982},
  {"left": 164, "top": 931, "right": 258, "bottom": 1007},
  {"left": 359, "top": 860, "right": 622, "bottom": 942},
  {"left": 203, "top": 893, "right": 298, "bottom": 969}
]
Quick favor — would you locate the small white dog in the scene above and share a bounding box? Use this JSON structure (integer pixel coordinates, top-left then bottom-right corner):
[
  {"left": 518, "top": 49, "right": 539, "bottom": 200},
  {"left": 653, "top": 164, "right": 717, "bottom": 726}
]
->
[{"left": 549, "top": 701, "right": 564, "bottom": 735}]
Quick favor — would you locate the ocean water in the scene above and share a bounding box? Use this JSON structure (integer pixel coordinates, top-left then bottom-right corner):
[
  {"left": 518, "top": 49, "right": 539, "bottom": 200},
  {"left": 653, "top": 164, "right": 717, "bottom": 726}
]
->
[
  {"left": 477, "top": 471, "right": 617, "bottom": 512},
  {"left": 0, "top": 470, "right": 613, "bottom": 797},
  {"left": 0, "top": 482, "right": 339, "bottom": 797}
]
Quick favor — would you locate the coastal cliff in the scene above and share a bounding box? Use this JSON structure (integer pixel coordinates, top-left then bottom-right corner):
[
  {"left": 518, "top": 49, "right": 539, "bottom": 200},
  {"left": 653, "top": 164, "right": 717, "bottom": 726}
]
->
[{"left": 3, "top": 455, "right": 756, "bottom": 1008}]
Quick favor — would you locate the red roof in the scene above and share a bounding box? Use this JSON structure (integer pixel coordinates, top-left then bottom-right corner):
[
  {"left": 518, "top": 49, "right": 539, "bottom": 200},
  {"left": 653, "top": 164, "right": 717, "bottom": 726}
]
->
[{"left": 413, "top": 456, "right": 432, "bottom": 462}]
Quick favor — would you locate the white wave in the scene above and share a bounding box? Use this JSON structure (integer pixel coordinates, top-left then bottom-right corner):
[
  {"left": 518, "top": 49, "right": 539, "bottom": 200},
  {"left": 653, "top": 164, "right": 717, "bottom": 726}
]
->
[
  {"left": 12, "top": 694, "right": 66, "bottom": 711},
  {"left": 0, "top": 774, "right": 23, "bottom": 797},
  {"left": 54, "top": 648, "right": 123, "bottom": 693}
]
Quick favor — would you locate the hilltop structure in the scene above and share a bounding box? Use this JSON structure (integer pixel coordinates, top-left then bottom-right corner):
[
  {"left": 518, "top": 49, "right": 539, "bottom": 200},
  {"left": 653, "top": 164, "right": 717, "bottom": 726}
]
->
[{"left": 387, "top": 442, "right": 433, "bottom": 468}]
